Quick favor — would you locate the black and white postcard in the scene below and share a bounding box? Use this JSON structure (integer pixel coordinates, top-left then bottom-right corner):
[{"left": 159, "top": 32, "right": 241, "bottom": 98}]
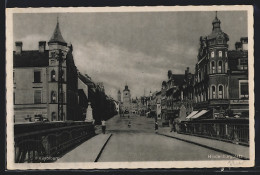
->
[{"left": 6, "top": 6, "right": 254, "bottom": 169}]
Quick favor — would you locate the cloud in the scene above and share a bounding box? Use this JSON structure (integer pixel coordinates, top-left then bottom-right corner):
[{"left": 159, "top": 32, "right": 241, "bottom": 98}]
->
[{"left": 73, "top": 41, "right": 189, "bottom": 99}]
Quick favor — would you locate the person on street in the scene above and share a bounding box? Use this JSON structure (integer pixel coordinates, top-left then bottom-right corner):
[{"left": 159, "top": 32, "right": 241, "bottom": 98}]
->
[
  {"left": 128, "top": 121, "right": 131, "bottom": 128},
  {"left": 101, "top": 120, "right": 106, "bottom": 134},
  {"left": 169, "top": 119, "right": 173, "bottom": 132},
  {"left": 155, "top": 121, "right": 158, "bottom": 134}
]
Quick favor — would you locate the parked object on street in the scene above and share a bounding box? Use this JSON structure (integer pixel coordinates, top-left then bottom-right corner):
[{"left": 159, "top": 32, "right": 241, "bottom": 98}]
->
[{"left": 101, "top": 120, "right": 106, "bottom": 134}]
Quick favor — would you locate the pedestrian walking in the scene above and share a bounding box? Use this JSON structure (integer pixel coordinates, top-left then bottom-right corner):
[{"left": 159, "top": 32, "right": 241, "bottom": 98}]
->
[
  {"left": 101, "top": 120, "right": 106, "bottom": 134},
  {"left": 155, "top": 121, "right": 158, "bottom": 134},
  {"left": 128, "top": 121, "right": 131, "bottom": 128},
  {"left": 169, "top": 119, "right": 173, "bottom": 132}
]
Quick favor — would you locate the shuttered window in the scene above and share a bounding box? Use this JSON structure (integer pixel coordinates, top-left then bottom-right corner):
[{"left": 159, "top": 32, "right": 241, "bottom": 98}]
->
[{"left": 34, "top": 90, "right": 42, "bottom": 104}]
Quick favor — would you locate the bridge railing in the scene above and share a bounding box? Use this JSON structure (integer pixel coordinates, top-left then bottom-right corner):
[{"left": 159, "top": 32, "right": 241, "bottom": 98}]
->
[
  {"left": 14, "top": 121, "right": 95, "bottom": 163},
  {"left": 177, "top": 118, "right": 249, "bottom": 146}
]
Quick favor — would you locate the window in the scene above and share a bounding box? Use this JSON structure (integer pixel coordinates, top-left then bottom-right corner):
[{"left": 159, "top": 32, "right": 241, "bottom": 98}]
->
[
  {"left": 61, "top": 69, "right": 65, "bottom": 81},
  {"left": 212, "top": 86, "right": 216, "bottom": 99},
  {"left": 239, "top": 58, "right": 248, "bottom": 70},
  {"left": 219, "top": 51, "right": 222, "bottom": 58},
  {"left": 34, "top": 90, "right": 42, "bottom": 104},
  {"left": 240, "top": 59, "right": 248, "bottom": 65},
  {"left": 51, "top": 112, "right": 57, "bottom": 121},
  {"left": 51, "top": 91, "right": 56, "bottom": 103},
  {"left": 51, "top": 70, "right": 56, "bottom": 81},
  {"left": 13, "top": 71, "right": 15, "bottom": 83},
  {"left": 240, "top": 81, "right": 249, "bottom": 99},
  {"left": 218, "top": 61, "right": 222, "bottom": 73},
  {"left": 211, "top": 61, "right": 216, "bottom": 73},
  {"left": 34, "top": 71, "right": 41, "bottom": 83},
  {"left": 218, "top": 85, "right": 223, "bottom": 99},
  {"left": 225, "top": 51, "right": 228, "bottom": 58},
  {"left": 13, "top": 92, "right": 15, "bottom": 104},
  {"left": 211, "top": 51, "right": 214, "bottom": 58},
  {"left": 225, "top": 62, "right": 228, "bottom": 73},
  {"left": 63, "top": 92, "right": 66, "bottom": 103},
  {"left": 50, "top": 59, "right": 56, "bottom": 65}
]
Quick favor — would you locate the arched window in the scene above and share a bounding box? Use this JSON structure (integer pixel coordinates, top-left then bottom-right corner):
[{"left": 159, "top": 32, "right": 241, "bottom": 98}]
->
[
  {"left": 218, "top": 61, "right": 223, "bottom": 73},
  {"left": 219, "top": 51, "right": 222, "bottom": 58},
  {"left": 51, "top": 91, "right": 56, "bottom": 103},
  {"left": 51, "top": 112, "right": 56, "bottom": 121},
  {"left": 211, "top": 61, "right": 216, "bottom": 74},
  {"left": 212, "top": 86, "right": 216, "bottom": 99},
  {"left": 61, "top": 69, "right": 65, "bottom": 81},
  {"left": 225, "top": 62, "right": 228, "bottom": 73},
  {"left": 211, "top": 51, "right": 214, "bottom": 58},
  {"left": 218, "top": 85, "right": 223, "bottom": 99},
  {"left": 51, "top": 70, "right": 56, "bottom": 81}
]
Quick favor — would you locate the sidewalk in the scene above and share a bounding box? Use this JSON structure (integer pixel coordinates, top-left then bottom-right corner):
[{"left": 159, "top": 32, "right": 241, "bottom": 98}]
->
[
  {"left": 56, "top": 133, "right": 111, "bottom": 162},
  {"left": 158, "top": 126, "right": 249, "bottom": 160}
]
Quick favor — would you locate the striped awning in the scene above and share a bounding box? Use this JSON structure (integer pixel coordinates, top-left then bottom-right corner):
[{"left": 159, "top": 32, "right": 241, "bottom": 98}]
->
[
  {"left": 191, "top": 110, "right": 208, "bottom": 119},
  {"left": 186, "top": 111, "right": 198, "bottom": 119}
]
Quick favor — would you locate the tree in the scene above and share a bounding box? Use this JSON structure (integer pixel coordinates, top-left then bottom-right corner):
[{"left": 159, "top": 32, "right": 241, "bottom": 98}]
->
[{"left": 167, "top": 70, "right": 172, "bottom": 80}]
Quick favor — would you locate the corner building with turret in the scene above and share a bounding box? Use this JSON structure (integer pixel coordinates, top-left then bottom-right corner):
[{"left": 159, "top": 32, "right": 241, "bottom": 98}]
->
[
  {"left": 13, "top": 20, "right": 79, "bottom": 122},
  {"left": 191, "top": 12, "right": 249, "bottom": 119}
]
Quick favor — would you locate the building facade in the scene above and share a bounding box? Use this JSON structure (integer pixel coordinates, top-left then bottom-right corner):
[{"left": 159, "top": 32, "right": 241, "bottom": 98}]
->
[{"left": 13, "top": 20, "right": 78, "bottom": 123}]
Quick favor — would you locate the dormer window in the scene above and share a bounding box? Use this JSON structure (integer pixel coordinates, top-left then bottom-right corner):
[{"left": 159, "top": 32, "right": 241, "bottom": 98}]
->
[{"left": 211, "top": 51, "right": 214, "bottom": 58}]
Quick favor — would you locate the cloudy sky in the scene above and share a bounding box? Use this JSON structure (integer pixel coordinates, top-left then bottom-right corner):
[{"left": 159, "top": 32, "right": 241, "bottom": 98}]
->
[{"left": 13, "top": 10, "right": 247, "bottom": 100}]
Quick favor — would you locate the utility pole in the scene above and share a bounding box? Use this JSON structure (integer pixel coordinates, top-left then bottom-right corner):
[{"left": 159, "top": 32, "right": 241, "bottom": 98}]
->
[{"left": 57, "top": 49, "right": 65, "bottom": 121}]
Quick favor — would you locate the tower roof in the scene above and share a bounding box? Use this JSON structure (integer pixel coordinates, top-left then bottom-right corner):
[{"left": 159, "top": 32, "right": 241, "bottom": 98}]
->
[
  {"left": 48, "top": 19, "right": 67, "bottom": 45},
  {"left": 123, "top": 84, "right": 130, "bottom": 91},
  {"left": 211, "top": 11, "right": 221, "bottom": 32},
  {"left": 207, "top": 11, "right": 229, "bottom": 42},
  {"left": 212, "top": 11, "right": 221, "bottom": 24}
]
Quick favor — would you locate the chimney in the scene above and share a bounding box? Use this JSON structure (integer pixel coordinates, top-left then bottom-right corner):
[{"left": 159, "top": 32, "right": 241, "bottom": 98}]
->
[
  {"left": 235, "top": 42, "right": 242, "bottom": 51},
  {"left": 15, "top": 41, "right": 23, "bottom": 55},
  {"left": 39, "top": 41, "right": 46, "bottom": 53},
  {"left": 240, "top": 37, "right": 248, "bottom": 51}
]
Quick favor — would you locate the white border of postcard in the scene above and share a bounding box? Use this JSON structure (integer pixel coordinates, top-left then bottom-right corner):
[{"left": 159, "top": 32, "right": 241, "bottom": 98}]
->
[{"left": 6, "top": 6, "right": 254, "bottom": 169}]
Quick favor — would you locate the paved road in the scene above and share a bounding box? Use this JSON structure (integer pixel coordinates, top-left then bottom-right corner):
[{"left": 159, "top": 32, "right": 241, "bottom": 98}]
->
[{"left": 98, "top": 114, "right": 238, "bottom": 162}]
